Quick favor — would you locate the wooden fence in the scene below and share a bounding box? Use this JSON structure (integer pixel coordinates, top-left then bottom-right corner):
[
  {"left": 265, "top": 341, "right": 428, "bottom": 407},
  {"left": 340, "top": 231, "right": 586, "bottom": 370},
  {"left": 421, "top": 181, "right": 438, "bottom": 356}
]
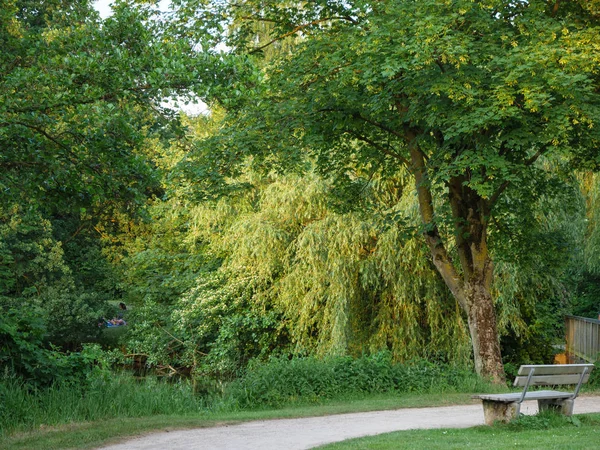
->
[{"left": 565, "top": 315, "right": 600, "bottom": 363}]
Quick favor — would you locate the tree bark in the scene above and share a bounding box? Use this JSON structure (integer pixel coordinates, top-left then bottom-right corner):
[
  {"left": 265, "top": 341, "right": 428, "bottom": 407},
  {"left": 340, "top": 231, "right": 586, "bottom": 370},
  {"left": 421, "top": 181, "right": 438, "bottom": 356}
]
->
[{"left": 464, "top": 279, "right": 505, "bottom": 382}]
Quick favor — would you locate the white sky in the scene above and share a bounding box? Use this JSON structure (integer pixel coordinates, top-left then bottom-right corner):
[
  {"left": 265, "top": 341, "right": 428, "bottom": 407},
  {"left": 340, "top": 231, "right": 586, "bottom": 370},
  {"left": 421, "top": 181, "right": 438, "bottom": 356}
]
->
[
  {"left": 93, "top": 0, "right": 172, "bottom": 18},
  {"left": 92, "top": 0, "right": 209, "bottom": 116},
  {"left": 93, "top": 0, "right": 113, "bottom": 18}
]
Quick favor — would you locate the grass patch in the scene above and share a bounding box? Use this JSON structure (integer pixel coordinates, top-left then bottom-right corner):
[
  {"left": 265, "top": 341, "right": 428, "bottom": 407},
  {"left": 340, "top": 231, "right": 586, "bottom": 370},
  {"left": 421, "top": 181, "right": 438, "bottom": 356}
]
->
[
  {"left": 0, "top": 374, "right": 207, "bottom": 438},
  {"left": 2, "top": 355, "right": 505, "bottom": 439},
  {"left": 317, "top": 411, "right": 600, "bottom": 449},
  {"left": 0, "top": 392, "right": 480, "bottom": 450}
]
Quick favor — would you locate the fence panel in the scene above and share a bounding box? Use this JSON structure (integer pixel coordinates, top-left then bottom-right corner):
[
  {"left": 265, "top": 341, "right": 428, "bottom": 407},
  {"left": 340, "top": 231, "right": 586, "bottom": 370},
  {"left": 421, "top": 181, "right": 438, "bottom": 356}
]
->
[{"left": 565, "top": 315, "right": 600, "bottom": 363}]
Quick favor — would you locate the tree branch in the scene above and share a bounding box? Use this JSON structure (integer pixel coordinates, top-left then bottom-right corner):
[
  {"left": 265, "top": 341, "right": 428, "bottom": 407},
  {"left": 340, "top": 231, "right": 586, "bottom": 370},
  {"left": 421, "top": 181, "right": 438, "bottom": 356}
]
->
[
  {"left": 407, "top": 133, "right": 466, "bottom": 310},
  {"left": 0, "top": 161, "right": 44, "bottom": 168},
  {"left": 346, "top": 130, "right": 409, "bottom": 166},
  {"left": 353, "top": 113, "right": 406, "bottom": 139},
  {"left": 249, "top": 17, "right": 358, "bottom": 53},
  {"left": 448, "top": 176, "right": 473, "bottom": 280},
  {"left": 488, "top": 145, "right": 547, "bottom": 211}
]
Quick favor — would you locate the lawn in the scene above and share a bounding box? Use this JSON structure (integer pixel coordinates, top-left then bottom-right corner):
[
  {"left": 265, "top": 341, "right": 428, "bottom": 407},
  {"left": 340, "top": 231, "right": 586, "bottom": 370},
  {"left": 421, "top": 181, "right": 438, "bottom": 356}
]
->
[
  {"left": 317, "top": 412, "right": 600, "bottom": 450},
  {"left": 0, "top": 392, "right": 476, "bottom": 450},
  {"left": 3, "top": 386, "right": 598, "bottom": 450}
]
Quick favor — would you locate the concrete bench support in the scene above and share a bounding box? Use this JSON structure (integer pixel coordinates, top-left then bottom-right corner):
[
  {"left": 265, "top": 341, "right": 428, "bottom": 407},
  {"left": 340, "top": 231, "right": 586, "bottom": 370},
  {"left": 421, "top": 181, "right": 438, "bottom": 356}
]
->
[
  {"left": 537, "top": 398, "right": 574, "bottom": 415},
  {"left": 481, "top": 400, "right": 520, "bottom": 426}
]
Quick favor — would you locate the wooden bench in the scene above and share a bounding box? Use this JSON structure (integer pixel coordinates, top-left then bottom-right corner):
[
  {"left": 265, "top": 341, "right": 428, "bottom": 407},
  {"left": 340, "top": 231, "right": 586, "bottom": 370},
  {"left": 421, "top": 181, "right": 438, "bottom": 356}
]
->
[{"left": 473, "top": 363, "right": 594, "bottom": 425}]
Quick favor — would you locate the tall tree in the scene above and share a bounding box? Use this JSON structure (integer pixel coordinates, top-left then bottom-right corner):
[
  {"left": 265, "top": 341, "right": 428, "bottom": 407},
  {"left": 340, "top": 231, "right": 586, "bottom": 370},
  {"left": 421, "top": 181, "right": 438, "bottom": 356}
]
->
[
  {"left": 188, "top": 0, "right": 600, "bottom": 381},
  {"left": 0, "top": 0, "right": 215, "bottom": 211}
]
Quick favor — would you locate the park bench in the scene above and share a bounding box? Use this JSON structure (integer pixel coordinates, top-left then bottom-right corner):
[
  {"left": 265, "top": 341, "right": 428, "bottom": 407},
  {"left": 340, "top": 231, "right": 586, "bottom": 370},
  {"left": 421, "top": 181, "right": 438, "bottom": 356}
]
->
[{"left": 473, "top": 363, "right": 595, "bottom": 425}]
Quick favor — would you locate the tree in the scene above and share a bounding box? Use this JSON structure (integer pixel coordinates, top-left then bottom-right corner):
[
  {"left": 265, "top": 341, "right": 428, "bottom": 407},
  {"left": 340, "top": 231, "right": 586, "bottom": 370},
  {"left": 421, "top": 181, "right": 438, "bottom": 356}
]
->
[
  {"left": 0, "top": 0, "right": 221, "bottom": 211},
  {"left": 0, "top": 0, "right": 223, "bottom": 360},
  {"left": 188, "top": 0, "right": 600, "bottom": 381}
]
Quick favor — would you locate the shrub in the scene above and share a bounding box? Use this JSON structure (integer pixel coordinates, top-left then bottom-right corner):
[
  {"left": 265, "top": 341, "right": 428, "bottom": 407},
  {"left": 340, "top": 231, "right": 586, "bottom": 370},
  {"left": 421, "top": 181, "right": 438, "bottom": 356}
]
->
[
  {"left": 586, "top": 360, "right": 600, "bottom": 389},
  {"left": 224, "top": 352, "right": 488, "bottom": 409},
  {"left": 0, "top": 310, "right": 108, "bottom": 387}
]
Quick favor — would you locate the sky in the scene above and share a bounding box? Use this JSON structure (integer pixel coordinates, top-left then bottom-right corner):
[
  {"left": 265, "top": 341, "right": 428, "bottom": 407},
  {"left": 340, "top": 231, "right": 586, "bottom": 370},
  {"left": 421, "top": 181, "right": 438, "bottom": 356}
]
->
[
  {"left": 92, "top": 0, "right": 209, "bottom": 116},
  {"left": 93, "top": 0, "right": 113, "bottom": 19},
  {"left": 93, "top": 0, "right": 173, "bottom": 18}
]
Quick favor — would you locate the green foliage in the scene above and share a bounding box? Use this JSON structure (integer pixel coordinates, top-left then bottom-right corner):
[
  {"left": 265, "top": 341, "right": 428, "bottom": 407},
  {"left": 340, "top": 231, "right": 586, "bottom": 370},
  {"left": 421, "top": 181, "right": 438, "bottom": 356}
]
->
[
  {"left": 583, "top": 174, "right": 600, "bottom": 275},
  {"left": 124, "top": 157, "right": 590, "bottom": 377},
  {"left": 0, "top": 0, "right": 216, "bottom": 211},
  {"left": 179, "top": 0, "right": 600, "bottom": 380},
  {"left": 4, "top": 0, "right": 600, "bottom": 390},
  {"left": 586, "top": 360, "right": 600, "bottom": 389},
  {"left": 0, "top": 308, "right": 54, "bottom": 385},
  {"left": 225, "top": 353, "right": 494, "bottom": 409},
  {"left": 0, "top": 206, "right": 110, "bottom": 350},
  {"left": 0, "top": 206, "right": 71, "bottom": 301},
  {"left": 0, "top": 306, "right": 106, "bottom": 387},
  {"left": 570, "top": 273, "right": 600, "bottom": 318},
  {"left": 126, "top": 272, "right": 287, "bottom": 379},
  {"left": 116, "top": 200, "right": 213, "bottom": 307},
  {"left": 0, "top": 0, "right": 221, "bottom": 379},
  {"left": 123, "top": 167, "right": 475, "bottom": 379}
]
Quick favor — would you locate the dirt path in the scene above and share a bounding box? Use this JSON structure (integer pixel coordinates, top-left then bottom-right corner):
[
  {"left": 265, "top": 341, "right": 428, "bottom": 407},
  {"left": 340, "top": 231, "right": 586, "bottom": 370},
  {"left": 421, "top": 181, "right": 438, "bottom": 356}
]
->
[{"left": 100, "top": 396, "right": 600, "bottom": 450}]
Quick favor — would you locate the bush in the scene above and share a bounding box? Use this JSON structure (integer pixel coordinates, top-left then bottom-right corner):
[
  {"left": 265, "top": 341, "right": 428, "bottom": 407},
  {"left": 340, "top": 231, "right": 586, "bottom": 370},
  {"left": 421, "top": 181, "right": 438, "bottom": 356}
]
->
[
  {"left": 224, "top": 352, "right": 489, "bottom": 409},
  {"left": 0, "top": 310, "right": 107, "bottom": 387}
]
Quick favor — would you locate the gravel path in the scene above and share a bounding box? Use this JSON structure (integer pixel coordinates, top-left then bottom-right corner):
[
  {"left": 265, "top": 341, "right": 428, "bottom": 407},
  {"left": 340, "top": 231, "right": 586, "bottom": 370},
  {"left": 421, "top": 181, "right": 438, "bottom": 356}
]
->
[{"left": 100, "top": 396, "right": 600, "bottom": 450}]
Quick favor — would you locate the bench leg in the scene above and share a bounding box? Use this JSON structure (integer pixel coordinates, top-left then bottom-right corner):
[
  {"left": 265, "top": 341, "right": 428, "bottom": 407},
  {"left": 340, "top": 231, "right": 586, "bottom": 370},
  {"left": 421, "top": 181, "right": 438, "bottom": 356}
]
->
[
  {"left": 481, "top": 400, "right": 520, "bottom": 425},
  {"left": 537, "top": 399, "right": 574, "bottom": 416}
]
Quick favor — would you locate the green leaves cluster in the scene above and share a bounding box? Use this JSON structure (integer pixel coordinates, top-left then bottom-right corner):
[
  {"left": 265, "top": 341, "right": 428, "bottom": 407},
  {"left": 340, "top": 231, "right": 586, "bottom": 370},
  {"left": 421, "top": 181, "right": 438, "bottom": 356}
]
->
[{"left": 176, "top": 0, "right": 600, "bottom": 379}]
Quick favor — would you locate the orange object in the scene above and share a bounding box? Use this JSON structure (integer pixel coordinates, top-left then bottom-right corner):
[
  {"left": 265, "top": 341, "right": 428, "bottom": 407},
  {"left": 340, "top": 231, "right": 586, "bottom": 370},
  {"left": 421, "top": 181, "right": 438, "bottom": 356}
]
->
[{"left": 554, "top": 353, "right": 568, "bottom": 365}]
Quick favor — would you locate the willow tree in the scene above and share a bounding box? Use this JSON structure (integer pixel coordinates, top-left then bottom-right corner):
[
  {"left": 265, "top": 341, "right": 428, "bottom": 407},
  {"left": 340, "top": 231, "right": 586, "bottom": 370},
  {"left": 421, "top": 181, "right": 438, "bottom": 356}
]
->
[{"left": 159, "top": 168, "right": 473, "bottom": 375}]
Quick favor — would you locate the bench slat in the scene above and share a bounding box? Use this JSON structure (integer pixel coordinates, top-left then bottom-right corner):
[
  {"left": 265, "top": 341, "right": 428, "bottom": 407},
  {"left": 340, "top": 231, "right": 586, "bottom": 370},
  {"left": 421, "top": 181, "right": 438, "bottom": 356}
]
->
[
  {"left": 473, "top": 390, "right": 573, "bottom": 403},
  {"left": 517, "top": 364, "right": 594, "bottom": 376},
  {"left": 513, "top": 373, "right": 591, "bottom": 387}
]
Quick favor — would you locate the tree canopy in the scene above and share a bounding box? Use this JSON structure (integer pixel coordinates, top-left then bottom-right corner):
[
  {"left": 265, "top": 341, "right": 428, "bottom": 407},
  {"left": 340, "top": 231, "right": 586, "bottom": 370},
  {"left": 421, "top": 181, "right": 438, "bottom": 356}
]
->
[
  {"left": 0, "top": 0, "right": 220, "bottom": 211},
  {"left": 183, "top": 0, "right": 600, "bottom": 381}
]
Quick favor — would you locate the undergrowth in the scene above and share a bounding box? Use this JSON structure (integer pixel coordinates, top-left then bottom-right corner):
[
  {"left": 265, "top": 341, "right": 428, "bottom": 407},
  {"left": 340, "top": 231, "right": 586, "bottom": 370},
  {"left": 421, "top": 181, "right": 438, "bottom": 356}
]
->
[
  {"left": 224, "top": 353, "right": 498, "bottom": 409},
  {"left": 0, "top": 352, "right": 501, "bottom": 437},
  {"left": 0, "top": 373, "right": 205, "bottom": 437},
  {"left": 502, "top": 409, "right": 585, "bottom": 431}
]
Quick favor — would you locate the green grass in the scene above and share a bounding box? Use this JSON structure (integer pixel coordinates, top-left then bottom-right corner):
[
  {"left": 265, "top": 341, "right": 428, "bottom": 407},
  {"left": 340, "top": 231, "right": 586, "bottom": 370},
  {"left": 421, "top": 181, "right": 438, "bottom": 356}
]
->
[
  {"left": 2, "top": 355, "right": 507, "bottom": 440},
  {"left": 317, "top": 412, "right": 600, "bottom": 450},
  {"left": 0, "top": 374, "right": 208, "bottom": 437},
  {"left": 4, "top": 354, "right": 596, "bottom": 450},
  {"left": 3, "top": 390, "right": 600, "bottom": 450},
  {"left": 0, "top": 392, "right": 479, "bottom": 450}
]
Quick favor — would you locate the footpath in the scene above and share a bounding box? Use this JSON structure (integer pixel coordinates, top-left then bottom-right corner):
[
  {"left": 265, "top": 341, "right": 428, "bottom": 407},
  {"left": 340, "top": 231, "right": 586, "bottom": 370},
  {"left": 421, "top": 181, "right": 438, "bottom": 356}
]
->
[{"left": 100, "top": 396, "right": 600, "bottom": 450}]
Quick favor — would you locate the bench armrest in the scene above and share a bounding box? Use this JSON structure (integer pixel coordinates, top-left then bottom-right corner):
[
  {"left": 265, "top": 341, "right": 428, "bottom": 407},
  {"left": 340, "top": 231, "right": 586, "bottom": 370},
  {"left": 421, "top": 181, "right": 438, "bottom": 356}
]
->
[
  {"left": 572, "top": 366, "right": 589, "bottom": 400},
  {"left": 519, "top": 367, "right": 536, "bottom": 403}
]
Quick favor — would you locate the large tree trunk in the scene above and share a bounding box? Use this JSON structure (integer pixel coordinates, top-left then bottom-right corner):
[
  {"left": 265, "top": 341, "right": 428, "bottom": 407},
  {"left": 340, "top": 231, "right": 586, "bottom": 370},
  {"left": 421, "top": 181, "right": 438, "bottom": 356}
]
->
[
  {"left": 408, "top": 142, "right": 505, "bottom": 383},
  {"left": 464, "top": 280, "right": 505, "bottom": 383}
]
